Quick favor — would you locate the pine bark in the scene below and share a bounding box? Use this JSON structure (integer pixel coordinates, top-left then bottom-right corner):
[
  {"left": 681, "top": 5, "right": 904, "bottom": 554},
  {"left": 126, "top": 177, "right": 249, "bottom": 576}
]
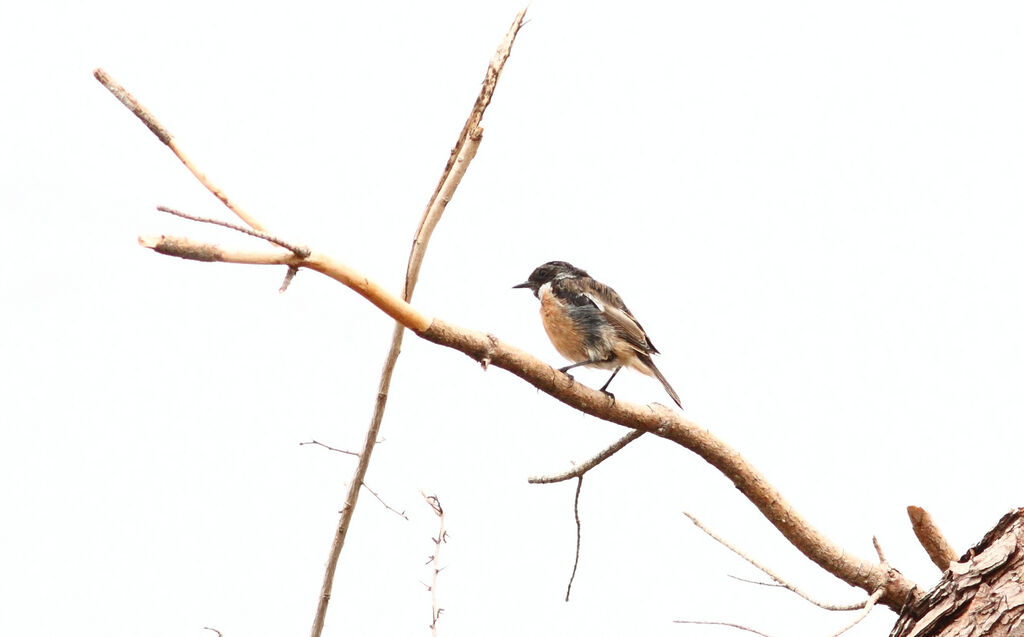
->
[{"left": 890, "top": 508, "right": 1024, "bottom": 637}]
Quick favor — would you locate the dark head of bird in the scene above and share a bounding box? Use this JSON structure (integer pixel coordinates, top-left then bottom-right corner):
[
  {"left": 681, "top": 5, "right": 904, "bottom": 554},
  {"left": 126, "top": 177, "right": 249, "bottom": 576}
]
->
[{"left": 513, "top": 261, "right": 590, "bottom": 297}]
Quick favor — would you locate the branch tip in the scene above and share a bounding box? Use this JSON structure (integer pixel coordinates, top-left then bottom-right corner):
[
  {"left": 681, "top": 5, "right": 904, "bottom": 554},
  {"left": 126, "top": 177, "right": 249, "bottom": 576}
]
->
[
  {"left": 907, "top": 505, "right": 957, "bottom": 572},
  {"left": 93, "top": 67, "right": 173, "bottom": 145}
]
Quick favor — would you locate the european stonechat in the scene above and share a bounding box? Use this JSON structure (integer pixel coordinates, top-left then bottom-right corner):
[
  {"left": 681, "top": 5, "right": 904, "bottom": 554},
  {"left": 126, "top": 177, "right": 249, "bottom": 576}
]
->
[{"left": 514, "top": 260, "right": 683, "bottom": 409}]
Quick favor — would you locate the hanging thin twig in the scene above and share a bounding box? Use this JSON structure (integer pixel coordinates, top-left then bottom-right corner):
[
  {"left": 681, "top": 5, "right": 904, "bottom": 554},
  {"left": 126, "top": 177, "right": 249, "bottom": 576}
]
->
[{"left": 565, "top": 476, "right": 584, "bottom": 601}]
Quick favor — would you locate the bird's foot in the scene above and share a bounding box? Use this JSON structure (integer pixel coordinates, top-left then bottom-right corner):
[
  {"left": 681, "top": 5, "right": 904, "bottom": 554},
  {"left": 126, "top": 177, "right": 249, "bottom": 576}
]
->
[
  {"left": 556, "top": 366, "right": 576, "bottom": 386},
  {"left": 600, "top": 389, "right": 616, "bottom": 406}
]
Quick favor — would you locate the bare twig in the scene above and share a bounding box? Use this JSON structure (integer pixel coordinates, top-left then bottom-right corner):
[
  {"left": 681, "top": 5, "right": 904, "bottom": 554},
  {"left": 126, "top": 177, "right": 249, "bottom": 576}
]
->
[
  {"left": 308, "top": 10, "right": 527, "bottom": 637},
  {"left": 683, "top": 512, "right": 867, "bottom": 611},
  {"left": 93, "top": 68, "right": 267, "bottom": 232},
  {"left": 726, "top": 574, "right": 784, "bottom": 588},
  {"left": 872, "top": 536, "right": 887, "bottom": 564},
  {"left": 828, "top": 586, "right": 885, "bottom": 637},
  {"left": 907, "top": 505, "right": 957, "bottom": 572},
  {"left": 528, "top": 430, "right": 644, "bottom": 484},
  {"left": 673, "top": 619, "right": 774, "bottom": 637},
  {"left": 298, "top": 442, "right": 405, "bottom": 518},
  {"left": 565, "top": 476, "right": 583, "bottom": 602},
  {"left": 299, "top": 440, "right": 361, "bottom": 457},
  {"left": 362, "top": 482, "right": 408, "bottom": 521},
  {"left": 156, "top": 206, "right": 309, "bottom": 257},
  {"left": 422, "top": 493, "right": 447, "bottom": 636},
  {"left": 202, "top": 628, "right": 223, "bottom": 637}
]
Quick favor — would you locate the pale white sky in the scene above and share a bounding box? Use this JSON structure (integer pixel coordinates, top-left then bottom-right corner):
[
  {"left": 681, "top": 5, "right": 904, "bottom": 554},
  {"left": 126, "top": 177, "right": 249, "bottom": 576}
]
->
[{"left": 3, "top": 2, "right": 1024, "bottom": 636}]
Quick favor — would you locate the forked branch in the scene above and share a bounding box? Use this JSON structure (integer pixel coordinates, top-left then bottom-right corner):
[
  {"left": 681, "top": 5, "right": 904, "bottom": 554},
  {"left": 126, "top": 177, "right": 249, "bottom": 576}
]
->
[{"left": 98, "top": 11, "right": 528, "bottom": 637}]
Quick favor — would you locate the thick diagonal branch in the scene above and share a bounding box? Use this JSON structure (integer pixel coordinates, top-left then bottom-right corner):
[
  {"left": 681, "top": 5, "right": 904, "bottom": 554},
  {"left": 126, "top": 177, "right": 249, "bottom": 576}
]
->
[
  {"left": 137, "top": 235, "right": 918, "bottom": 611},
  {"left": 422, "top": 326, "right": 915, "bottom": 609}
]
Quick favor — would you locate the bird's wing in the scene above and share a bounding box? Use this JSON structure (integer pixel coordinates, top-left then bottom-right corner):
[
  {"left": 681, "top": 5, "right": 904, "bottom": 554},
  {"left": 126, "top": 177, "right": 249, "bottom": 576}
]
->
[{"left": 580, "top": 280, "right": 656, "bottom": 354}]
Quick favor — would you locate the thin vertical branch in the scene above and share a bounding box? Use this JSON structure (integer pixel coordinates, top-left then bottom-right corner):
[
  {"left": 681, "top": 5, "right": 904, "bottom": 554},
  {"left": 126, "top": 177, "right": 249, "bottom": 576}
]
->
[{"left": 309, "top": 10, "right": 528, "bottom": 637}]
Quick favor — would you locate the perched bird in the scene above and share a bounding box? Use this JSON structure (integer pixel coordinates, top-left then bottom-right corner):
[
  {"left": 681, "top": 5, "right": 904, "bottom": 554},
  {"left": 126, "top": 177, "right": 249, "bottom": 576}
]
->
[{"left": 514, "top": 260, "right": 682, "bottom": 408}]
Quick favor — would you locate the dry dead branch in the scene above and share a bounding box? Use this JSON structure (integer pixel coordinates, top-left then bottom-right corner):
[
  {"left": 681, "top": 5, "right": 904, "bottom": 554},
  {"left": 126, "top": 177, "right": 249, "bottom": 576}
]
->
[{"left": 422, "top": 493, "right": 448, "bottom": 637}]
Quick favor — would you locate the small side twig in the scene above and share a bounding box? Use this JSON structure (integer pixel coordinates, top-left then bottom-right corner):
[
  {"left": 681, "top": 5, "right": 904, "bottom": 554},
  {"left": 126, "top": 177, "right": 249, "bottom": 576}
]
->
[
  {"left": 673, "top": 619, "right": 774, "bottom": 637},
  {"left": 298, "top": 441, "right": 404, "bottom": 519},
  {"left": 299, "top": 440, "right": 361, "bottom": 457},
  {"left": 279, "top": 265, "right": 300, "bottom": 293},
  {"left": 156, "top": 206, "right": 309, "bottom": 257},
  {"left": 907, "top": 505, "right": 957, "bottom": 572},
  {"left": 827, "top": 587, "right": 885, "bottom": 637},
  {"left": 726, "top": 574, "right": 785, "bottom": 588},
  {"left": 422, "top": 492, "right": 447, "bottom": 636},
  {"left": 683, "top": 512, "right": 867, "bottom": 611},
  {"left": 565, "top": 476, "right": 583, "bottom": 601},
  {"left": 528, "top": 430, "right": 644, "bottom": 484},
  {"left": 202, "top": 628, "right": 223, "bottom": 637},
  {"left": 872, "top": 535, "right": 887, "bottom": 564},
  {"left": 362, "top": 482, "right": 408, "bottom": 521}
]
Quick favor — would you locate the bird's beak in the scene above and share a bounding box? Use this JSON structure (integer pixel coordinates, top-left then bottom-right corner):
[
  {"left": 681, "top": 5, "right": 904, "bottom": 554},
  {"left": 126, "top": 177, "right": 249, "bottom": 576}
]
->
[{"left": 512, "top": 282, "right": 531, "bottom": 290}]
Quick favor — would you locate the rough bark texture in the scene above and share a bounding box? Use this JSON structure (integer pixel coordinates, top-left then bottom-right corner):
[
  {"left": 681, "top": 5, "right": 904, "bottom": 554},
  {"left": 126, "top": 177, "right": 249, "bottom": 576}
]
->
[{"left": 890, "top": 508, "right": 1024, "bottom": 637}]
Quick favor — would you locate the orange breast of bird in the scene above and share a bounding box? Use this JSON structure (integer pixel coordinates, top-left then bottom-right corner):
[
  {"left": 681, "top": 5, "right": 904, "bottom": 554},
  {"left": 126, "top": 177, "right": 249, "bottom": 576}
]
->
[{"left": 539, "top": 285, "right": 590, "bottom": 364}]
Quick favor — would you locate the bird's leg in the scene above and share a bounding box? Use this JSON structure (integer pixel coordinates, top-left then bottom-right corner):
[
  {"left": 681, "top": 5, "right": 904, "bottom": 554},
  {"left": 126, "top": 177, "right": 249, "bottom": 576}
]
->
[
  {"left": 558, "top": 357, "right": 619, "bottom": 399},
  {"left": 558, "top": 360, "right": 594, "bottom": 383},
  {"left": 598, "top": 366, "right": 622, "bottom": 404},
  {"left": 557, "top": 360, "right": 591, "bottom": 375},
  {"left": 558, "top": 355, "right": 617, "bottom": 375}
]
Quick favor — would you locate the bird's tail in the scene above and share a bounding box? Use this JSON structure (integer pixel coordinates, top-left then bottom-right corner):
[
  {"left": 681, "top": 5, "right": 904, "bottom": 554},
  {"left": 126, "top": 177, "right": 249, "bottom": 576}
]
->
[{"left": 637, "top": 353, "right": 683, "bottom": 409}]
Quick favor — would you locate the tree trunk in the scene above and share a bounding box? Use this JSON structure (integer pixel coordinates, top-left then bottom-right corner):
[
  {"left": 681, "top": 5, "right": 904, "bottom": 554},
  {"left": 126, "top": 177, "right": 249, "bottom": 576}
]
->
[{"left": 890, "top": 508, "right": 1024, "bottom": 636}]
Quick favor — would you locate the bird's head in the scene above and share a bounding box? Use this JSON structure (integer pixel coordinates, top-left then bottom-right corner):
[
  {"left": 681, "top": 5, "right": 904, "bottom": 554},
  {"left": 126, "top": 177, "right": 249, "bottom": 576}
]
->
[{"left": 513, "top": 261, "right": 589, "bottom": 296}]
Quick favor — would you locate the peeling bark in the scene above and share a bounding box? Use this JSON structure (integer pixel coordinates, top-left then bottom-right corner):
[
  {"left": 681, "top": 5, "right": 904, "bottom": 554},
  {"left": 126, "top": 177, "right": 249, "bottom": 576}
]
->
[{"left": 890, "top": 509, "right": 1024, "bottom": 637}]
